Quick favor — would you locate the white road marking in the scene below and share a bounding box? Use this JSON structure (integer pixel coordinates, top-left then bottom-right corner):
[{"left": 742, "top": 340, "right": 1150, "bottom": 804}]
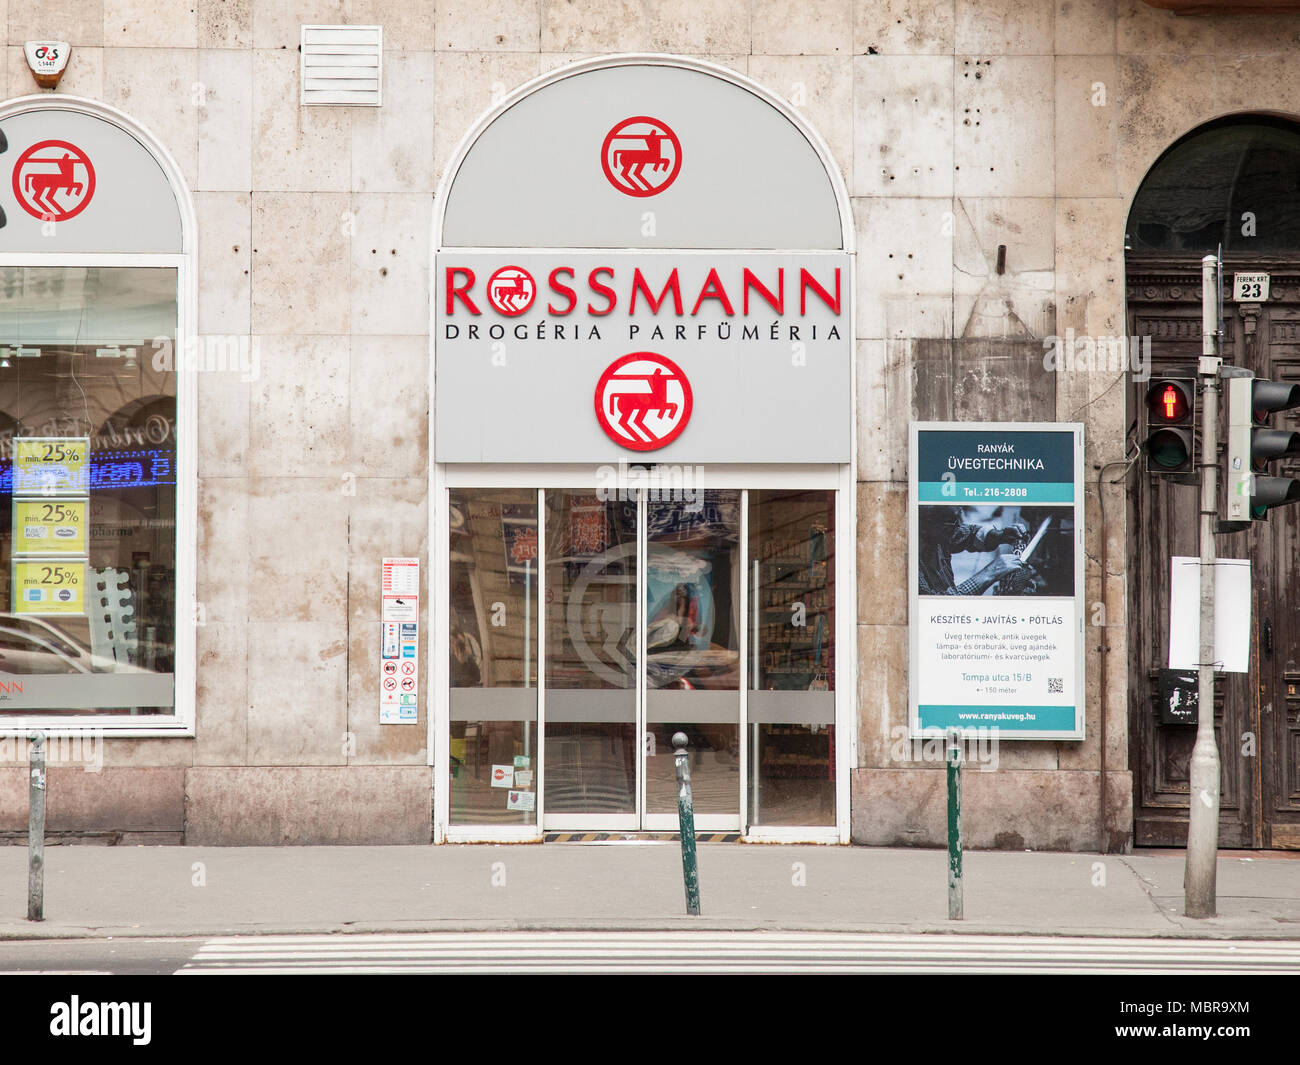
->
[{"left": 175, "top": 932, "right": 1300, "bottom": 974}]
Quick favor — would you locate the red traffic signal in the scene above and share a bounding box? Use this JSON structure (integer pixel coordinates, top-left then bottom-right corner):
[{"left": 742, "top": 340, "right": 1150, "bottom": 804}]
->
[
  {"left": 1147, "top": 379, "right": 1192, "bottom": 423},
  {"left": 1142, "top": 376, "right": 1196, "bottom": 475}
]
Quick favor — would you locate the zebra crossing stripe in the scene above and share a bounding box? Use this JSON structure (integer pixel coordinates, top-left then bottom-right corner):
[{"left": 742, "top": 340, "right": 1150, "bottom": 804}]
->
[{"left": 176, "top": 932, "right": 1300, "bottom": 975}]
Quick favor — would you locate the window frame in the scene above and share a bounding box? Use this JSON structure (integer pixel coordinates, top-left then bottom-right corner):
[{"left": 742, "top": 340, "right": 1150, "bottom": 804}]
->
[{"left": 0, "top": 254, "right": 196, "bottom": 735}]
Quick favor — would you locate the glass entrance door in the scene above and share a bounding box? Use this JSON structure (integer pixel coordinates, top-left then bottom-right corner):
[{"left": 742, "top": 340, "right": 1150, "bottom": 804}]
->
[
  {"left": 642, "top": 492, "right": 741, "bottom": 829},
  {"left": 445, "top": 483, "right": 838, "bottom": 836},
  {"left": 542, "top": 490, "right": 639, "bottom": 828},
  {"left": 541, "top": 488, "right": 742, "bottom": 831}
]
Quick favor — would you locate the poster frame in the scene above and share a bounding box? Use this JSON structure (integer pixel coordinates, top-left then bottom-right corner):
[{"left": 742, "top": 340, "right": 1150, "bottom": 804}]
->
[{"left": 908, "top": 420, "right": 1086, "bottom": 742}]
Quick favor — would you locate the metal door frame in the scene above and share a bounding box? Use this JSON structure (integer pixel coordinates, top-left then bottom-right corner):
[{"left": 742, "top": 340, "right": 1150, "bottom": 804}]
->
[{"left": 434, "top": 464, "right": 853, "bottom": 843}]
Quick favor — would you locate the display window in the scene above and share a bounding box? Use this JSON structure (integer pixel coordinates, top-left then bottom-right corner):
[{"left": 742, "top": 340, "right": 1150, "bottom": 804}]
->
[
  {"left": 0, "top": 98, "right": 194, "bottom": 733},
  {"left": 0, "top": 268, "right": 182, "bottom": 721}
]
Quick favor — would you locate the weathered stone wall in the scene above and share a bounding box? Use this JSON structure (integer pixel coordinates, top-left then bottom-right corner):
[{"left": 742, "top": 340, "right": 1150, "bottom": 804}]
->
[{"left": 4, "top": 1, "right": 1299, "bottom": 846}]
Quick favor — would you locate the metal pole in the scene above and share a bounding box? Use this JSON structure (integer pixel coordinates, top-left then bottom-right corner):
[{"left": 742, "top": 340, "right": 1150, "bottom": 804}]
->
[
  {"left": 672, "top": 731, "right": 701, "bottom": 916},
  {"left": 1185, "top": 253, "right": 1222, "bottom": 919},
  {"left": 28, "top": 731, "right": 46, "bottom": 922},
  {"left": 947, "top": 729, "right": 963, "bottom": 920}
]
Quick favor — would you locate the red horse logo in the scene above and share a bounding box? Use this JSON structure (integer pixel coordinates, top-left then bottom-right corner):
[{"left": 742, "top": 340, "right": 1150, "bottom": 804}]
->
[
  {"left": 595, "top": 353, "right": 693, "bottom": 451},
  {"left": 601, "top": 117, "right": 682, "bottom": 197},
  {"left": 486, "top": 266, "right": 536, "bottom": 316},
  {"left": 13, "top": 140, "right": 95, "bottom": 221}
]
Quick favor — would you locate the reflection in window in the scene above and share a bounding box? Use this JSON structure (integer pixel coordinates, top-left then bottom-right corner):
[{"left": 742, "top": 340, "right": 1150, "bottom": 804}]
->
[
  {"left": 748, "top": 490, "right": 835, "bottom": 826},
  {"left": 542, "top": 491, "right": 637, "bottom": 816},
  {"left": 448, "top": 489, "right": 539, "bottom": 825},
  {"left": 644, "top": 492, "right": 741, "bottom": 817},
  {"left": 1128, "top": 117, "right": 1300, "bottom": 254},
  {"left": 0, "top": 267, "right": 178, "bottom": 716}
]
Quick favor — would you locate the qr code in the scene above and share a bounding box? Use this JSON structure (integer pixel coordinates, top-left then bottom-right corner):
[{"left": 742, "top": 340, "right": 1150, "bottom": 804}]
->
[{"left": 1047, "top": 677, "right": 1063, "bottom": 694}]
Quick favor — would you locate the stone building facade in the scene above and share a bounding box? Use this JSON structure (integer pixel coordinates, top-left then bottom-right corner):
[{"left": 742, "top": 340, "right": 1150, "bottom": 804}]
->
[{"left": 2, "top": 0, "right": 1299, "bottom": 850}]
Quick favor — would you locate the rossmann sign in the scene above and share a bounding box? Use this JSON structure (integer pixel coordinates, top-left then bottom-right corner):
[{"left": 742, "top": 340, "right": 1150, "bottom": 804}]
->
[{"left": 434, "top": 252, "right": 851, "bottom": 464}]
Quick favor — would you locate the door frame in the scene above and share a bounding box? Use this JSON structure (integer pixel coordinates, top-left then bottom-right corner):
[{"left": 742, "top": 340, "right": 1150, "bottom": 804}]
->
[
  {"left": 432, "top": 463, "right": 855, "bottom": 843},
  {"left": 1124, "top": 254, "right": 1300, "bottom": 848}
]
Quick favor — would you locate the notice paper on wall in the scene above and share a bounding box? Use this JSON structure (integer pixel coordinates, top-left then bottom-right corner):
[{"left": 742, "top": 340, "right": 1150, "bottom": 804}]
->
[
  {"left": 380, "top": 557, "right": 420, "bottom": 724},
  {"left": 1168, "top": 556, "right": 1251, "bottom": 674}
]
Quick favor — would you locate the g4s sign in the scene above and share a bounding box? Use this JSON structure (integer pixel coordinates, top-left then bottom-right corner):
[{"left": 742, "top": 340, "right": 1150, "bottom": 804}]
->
[{"left": 23, "top": 42, "right": 71, "bottom": 88}]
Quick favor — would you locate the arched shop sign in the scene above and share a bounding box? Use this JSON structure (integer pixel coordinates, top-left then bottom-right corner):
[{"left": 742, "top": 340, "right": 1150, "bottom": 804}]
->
[
  {"left": 0, "top": 96, "right": 195, "bottom": 734},
  {"left": 0, "top": 98, "right": 183, "bottom": 252},
  {"left": 435, "top": 56, "right": 853, "bottom": 464}
]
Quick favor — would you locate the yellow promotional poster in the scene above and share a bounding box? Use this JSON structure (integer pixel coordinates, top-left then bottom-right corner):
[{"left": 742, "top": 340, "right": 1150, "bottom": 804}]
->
[
  {"left": 12, "top": 437, "right": 89, "bottom": 494},
  {"left": 11, "top": 560, "right": 86, "bottom": 615},
  {"left": 11, "top": 498, "right": 88, "bottom": 555}
]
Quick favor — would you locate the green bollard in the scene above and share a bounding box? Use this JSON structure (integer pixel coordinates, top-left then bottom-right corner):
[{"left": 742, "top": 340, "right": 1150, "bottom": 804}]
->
[
  {"left": 672, "top": 732, "right": 701, "bottom": 916},
  {"left": 947, "top": 729, "right": 963, "bottom": 921}
]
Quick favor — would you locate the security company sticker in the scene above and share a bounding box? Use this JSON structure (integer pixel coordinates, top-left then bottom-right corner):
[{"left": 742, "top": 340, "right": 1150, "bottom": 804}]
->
[
  {"left": 12, "top": 560, "right": 85, "bottom": 614},
  {"left": 12, "top": 498, "right": 87, "bottom": 555},
  {"left": 13, "top": 438, "right": 88, "bottom": 494},
  {"left": 490, "top": 764, "right": 514, "bottom": 788},
  {"left": 507, "top": 790, "right": 536, "bottom": 812}
]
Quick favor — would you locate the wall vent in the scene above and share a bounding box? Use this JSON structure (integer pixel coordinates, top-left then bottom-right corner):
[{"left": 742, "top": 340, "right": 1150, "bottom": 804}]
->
[{"left": 300, "top": 25, "right": 382, "bottom": 107}]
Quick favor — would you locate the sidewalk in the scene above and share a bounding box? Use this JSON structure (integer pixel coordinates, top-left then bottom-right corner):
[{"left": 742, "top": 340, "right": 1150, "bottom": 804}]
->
[{"left": 0, "top": 843, "right": 1297, "bottom": 941}]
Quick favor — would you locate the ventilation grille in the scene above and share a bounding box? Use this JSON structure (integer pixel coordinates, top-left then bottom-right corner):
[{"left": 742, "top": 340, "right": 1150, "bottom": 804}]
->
[{"left": 300, "top": 25, "right": 382, "bottom": 107}]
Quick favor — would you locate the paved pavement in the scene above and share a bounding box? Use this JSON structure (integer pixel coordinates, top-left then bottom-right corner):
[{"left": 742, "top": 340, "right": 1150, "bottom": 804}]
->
[{"left": 0, "top": 842, "right": 1297, "bottom": 941}]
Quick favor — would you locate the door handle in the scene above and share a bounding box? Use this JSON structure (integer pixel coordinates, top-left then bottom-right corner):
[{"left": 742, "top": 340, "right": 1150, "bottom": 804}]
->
[{"left": 1263, "top": 618, "right": 1273, "bottom": 660}]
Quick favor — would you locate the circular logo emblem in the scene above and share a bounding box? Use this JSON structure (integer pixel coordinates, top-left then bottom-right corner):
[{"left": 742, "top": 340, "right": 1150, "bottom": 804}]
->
[
  {"left": 601, "top": 117, "right": 682, "bottom": 197},
  {"left": 486, "top": 266, "right": 536, "bottom": 317},
  {"left": 13, "top": 140, "right": 95, "bottom": 221},
  {"left": 594, "top": 352, "right": 693, "bottom": 451}
]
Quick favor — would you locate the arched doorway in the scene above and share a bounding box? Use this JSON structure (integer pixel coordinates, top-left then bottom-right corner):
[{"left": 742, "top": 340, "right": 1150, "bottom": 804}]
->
[
  {"left": 430, "top": 56, "right": 855, "bottom": 843},
  {"left": 1126, "top": 115, "right": 1300, "bottom": 848}
]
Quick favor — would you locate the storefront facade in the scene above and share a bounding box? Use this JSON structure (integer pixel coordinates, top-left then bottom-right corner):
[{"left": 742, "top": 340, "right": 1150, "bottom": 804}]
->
[{"left": 1, "top": 1, "right": 1299, "bottom": 850}]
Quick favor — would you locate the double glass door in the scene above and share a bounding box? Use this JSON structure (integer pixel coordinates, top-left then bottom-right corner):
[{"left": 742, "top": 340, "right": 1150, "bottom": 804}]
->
[{"left": 446, "top": 485, "right": 837, "bottom": 834}]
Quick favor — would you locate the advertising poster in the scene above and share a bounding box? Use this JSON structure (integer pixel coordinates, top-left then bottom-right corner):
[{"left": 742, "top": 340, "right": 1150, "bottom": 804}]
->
[
  {"left": 11, "top": 498, "right": 88, "bottom": 555},
  {"left": 12, "top": 437, "right": 89, "bottom": 494},
  {"left": 11, "top": 559, "right": 86, "bottom": 615},
  {"left": 909, "top": 423, "right": 1085, "bottom": 740}
]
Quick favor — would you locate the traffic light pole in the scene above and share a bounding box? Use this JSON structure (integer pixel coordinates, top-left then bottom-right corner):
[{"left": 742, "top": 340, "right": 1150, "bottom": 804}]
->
[{"left": 1185, "top": 253, "right": 1222, "bottom": 918}]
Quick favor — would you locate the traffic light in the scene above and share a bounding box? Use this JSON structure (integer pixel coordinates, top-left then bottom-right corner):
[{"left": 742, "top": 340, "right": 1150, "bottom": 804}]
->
[
  {"left": 1225, "top": 375, "right": 1300, "bottom": 521},
  {"left": 1143, "top": 375, "right": 1196, "bottom": 475}
]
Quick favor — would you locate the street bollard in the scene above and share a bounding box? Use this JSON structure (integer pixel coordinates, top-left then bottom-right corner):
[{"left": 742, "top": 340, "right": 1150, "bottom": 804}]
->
[
  {"left": 947, "top": 730, "right": 963, "bottom": 921},
  {"left": 672, "top": 732, "right": 701, "bottom": 916},
  {"left": 28, "top": 731, "right": 46, "bottom": 922}
]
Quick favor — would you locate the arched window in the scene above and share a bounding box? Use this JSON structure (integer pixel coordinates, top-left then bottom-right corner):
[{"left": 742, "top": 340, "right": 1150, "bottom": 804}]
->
[
  {"left": 0, "top": 97, "right": 194, "bottom": 734},
  {"left": 1127, "top": 115, "right": 1300, "bottom": 254}
]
